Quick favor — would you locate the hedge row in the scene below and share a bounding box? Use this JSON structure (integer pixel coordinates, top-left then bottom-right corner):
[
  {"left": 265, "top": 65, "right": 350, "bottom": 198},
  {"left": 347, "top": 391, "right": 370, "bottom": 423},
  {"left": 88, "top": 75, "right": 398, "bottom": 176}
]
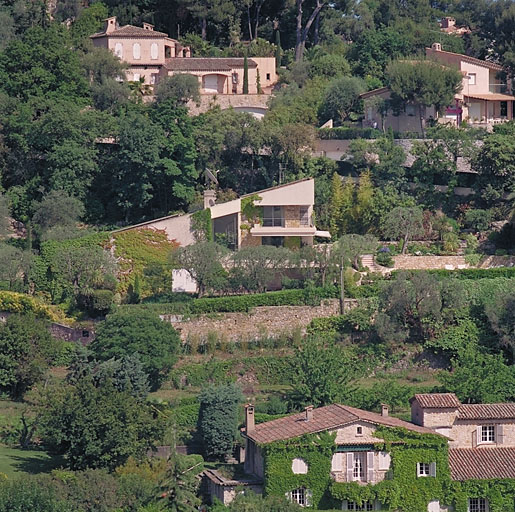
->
[
  {"left": 318, "top": 127, "right": 425, "bottom": 140},
  {"left": 121, "top": 286, "right": 339, "bottom": 315},
  {"left": 394, "top": 267, "right": 515, "bottom": 280}
]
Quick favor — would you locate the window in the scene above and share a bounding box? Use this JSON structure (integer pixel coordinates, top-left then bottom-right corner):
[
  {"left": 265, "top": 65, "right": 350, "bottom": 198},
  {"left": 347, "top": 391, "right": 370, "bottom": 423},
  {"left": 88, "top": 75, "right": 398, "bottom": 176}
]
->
[
  {"left": 481, "top": 425, "right": 495, "bottom": 443},
  {"left": 262, "top": 236, "right": 284, "bottom": 247},
  {"left": 292, "top": 458, "right": 308, "bottom": 474},
  {"left": 266, "top": 73, "right": 271, "bottom": 80},
  {"left": 345, "top": 501, "right": 375, "bottom": 511},
  {"left": 356, "top": 426, "right": 363, "bottom": 436},
  {"left": 263, "top": 206, "right": 284, "bottom": 227},
  {"left": 133, "top": 73, "right": 141, "bottom": 82},
  {"left": 406, "top": 104, "right": 416, "bottom": 116},
  {"left": 501, "top": 101, "right": 508, "bottom": 117},
  {"left": 417, "top": 462, "right": 436, "bottom": 477},
  {"left": 300, "top": 207, "right": 310, "bottom": 226},
  {"left": 468, "top": 73, "right": 476, "bottom": 85},
  {"left": 151, "top": 42, "right": 158, "bottom": 59},
  {"left": 468, "top": 498, "right": 488, "bottom": 512},
  {"left": 353, "top": 452, "right": 366, "bottom": 480},
  {"left": 133, "top": 43, "right": 141, "bottom": 59},
  {"left": 114, "top": 42, "right": 123, "bottom": 58},
  {"left": 289, "top": 488, "right": 311, "bottom": 507}
]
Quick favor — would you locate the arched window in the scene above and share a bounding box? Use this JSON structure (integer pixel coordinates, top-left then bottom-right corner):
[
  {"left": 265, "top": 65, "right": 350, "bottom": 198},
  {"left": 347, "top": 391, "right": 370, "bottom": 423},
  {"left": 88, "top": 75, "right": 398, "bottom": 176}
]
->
[
  {"left": 133, "top": 43, "right": 141, "bottom": 60},
  {"left": 114, "top": 42, "right": 123, "bottom": 58},
  {"left": 151, "top": 43, "right": 158, "bottom": 60},
  {"left": 291, "top": 458, "right": 308, "bottom": 474}
]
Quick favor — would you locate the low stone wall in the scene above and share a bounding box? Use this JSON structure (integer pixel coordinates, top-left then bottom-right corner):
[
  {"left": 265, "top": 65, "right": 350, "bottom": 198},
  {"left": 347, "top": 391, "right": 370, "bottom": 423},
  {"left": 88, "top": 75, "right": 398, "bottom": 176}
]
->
[
  {"left": 165, "top": 299, "right": 345, "bottom": 342},
  {"left": 186, "top": 94, "right": 271, "bottom": 116},
  {"left": 393, "top": 255, "right": 468, "bottom": 270}
]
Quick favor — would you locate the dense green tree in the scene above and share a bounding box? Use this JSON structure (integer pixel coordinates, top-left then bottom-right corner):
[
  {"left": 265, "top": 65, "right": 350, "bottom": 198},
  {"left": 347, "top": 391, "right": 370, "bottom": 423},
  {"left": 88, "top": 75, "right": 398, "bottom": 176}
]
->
[
  {"left": 383, "top": 206, "right": 424, "bottom": 254},
  {"left": 375, "top": 271, "right": 466, "bottom": 343},
  {"left": 231, "top": 245, "right": 289, "bottom": 293},
  {"left": 0, "top": 243, "right": 31, "bottom": 290},
  {"left": 289, "top": 337, "right": 356, "bottom": 408},
  {"left": 198, "top": 383, "right": 243, "bottom": 460},
  {"left": 0, "top": 24, "right": 89, "bottom": 101},
  {"left": 386, "top": 59, "right": 463, "bottom": 136},
  {"left": 440, "top": 347, "right": 515, "bottom": 404},
  {"left": 0, "top": 478, "right": 70, "bottom": 512},
  {"left": 38, "top": 378, "right": 164, "bottom": 470},
  {"left": 484, "top": 291, "right": 515, "bottom": 361},
  {"left": 155, "top": 74, "right": 200, "bottom": 105},
  {"left": 32, "top": 190, "right": 84, "bottom": 235},
  {"left": 177, "top": 242, "right": 229, "bottom": 297},
  {"left": 0, "top": 314, "right": 54, "bottom": 398},
  {"left": 0, "top": 194, "right": 10, "bottom": 238},
  {"left": 91, "top": 309, "right": 180, "bottom": 390},
  {"left": 319, "top": 76, "right": 365, "bottom": 124}
]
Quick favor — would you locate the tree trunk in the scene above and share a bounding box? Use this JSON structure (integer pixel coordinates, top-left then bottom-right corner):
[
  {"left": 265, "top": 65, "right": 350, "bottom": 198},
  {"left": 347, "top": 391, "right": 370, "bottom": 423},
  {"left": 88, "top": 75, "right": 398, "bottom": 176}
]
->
[
  {"left": 402, "top": 230, "right": 410, "bottom": 254},
  {"left": 313, "top": 11, "right": 320, "bottom": 45},
  {"left": 201, "top": 17, "right": 207, "bottom": 40},
  {"left": 253, "top": 1, "right": 263, "bottom": 40},
  {"left": 418, "top": 103, "right": 426, "bottom": 139},
  {"left": 339, "top": 255, "right": 345, "bottom": 315},
  {"left": 295, "top": 0, "right": 304, "bottom": 62},
  {"left": 247, "top": 6, "right": 253, "bottom": 40}
]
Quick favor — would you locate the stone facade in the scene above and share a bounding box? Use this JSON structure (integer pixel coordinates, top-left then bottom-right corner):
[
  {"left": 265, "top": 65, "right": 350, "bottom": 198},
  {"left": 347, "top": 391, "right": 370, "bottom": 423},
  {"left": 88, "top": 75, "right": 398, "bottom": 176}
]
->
[
  {"left": 393, "top": 255, "right": 469, "bottom": 270},
  {"left": 162, "top": 299, "right": 345, "bottom": 342}
]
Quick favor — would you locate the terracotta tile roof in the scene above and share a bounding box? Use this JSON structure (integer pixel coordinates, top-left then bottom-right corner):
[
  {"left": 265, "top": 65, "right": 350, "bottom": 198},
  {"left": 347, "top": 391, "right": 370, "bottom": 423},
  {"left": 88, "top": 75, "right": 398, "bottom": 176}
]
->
[
  {"left": 91, "top": 25, "right": 170, "bottom": 38},
  {"left": 164, "top": 57, "right": 257, "bottom": 72},
  {"left": 243, "top": 404, "right": 440, "bottom": 444},
  {"left": 465, "top": 93, "right": 515, "bottom": 101},
  {"left": 426, "top": 47, "right": 504, "bottom": 71},
  {"left": 458, "top": 403, "right": 515, "bottom": 420},
  {"left": 449, "top": 448, "right": 515, "bottom": 480},
  {"left": 412, "top": 393, "right": 461, "bottom": 409}
]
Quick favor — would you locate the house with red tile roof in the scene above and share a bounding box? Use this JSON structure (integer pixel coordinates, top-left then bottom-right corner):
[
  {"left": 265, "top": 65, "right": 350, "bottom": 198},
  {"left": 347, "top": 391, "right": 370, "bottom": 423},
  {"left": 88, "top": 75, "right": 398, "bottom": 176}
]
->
[
  {"left": 204, "top": 395, "right": 515, "bottom": 511},
  {"left": 90, "top": 18, "right": 277, "bottom": 97},
  {"left": 361, "top": 43, "right": 514, "bottom": 133}
]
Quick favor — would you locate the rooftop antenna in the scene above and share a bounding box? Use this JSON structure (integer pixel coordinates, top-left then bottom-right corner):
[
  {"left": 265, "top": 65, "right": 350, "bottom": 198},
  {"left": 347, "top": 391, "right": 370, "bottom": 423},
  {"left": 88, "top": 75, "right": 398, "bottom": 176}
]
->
[{"left": 204, "top": 168, "right": 219, "bottom": 188}]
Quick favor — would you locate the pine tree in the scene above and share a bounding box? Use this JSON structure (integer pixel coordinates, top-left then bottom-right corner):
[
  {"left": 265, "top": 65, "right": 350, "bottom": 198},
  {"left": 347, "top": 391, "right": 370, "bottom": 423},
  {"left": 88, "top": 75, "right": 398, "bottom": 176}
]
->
[
  {"left": 256, "top": 69, "right": 262, "bottom": 94},
  {"left": 243, "top": 54, "right": 249, "bottom": 94},
  {"left": 275, "top": 29, "right": 282, "bottom": 69}
]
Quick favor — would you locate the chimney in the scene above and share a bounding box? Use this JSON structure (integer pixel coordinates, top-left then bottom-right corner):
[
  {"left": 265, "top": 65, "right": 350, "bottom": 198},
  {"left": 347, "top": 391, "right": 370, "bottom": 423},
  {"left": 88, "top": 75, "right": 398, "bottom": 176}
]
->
[
  {"left": 203, "top": 189, "right": 216, "bottom": 209},
  {"left": 305, "top": 405, "right": 314, "bottom": 422},
  {"left": 245, "top": 404, "right": 255, "bottom": 433},
  {"left": 142, "top": 22, "right": 154, "bottom": 31},
  {"left": 381, "top": 404, "right": 389, "bottom": 417},
  {"left": 432, "top": 42, "right": 442, "bottom": 52},
  {"left": 105, "top": 16, "right": 117, "bottom": 34}
]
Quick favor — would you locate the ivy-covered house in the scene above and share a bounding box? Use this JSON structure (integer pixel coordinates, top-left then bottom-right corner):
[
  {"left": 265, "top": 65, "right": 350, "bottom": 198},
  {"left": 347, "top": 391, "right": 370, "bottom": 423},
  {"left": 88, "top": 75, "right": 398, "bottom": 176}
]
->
[{"left": 206, "top": 397, "right": 515, "bottom": 511}]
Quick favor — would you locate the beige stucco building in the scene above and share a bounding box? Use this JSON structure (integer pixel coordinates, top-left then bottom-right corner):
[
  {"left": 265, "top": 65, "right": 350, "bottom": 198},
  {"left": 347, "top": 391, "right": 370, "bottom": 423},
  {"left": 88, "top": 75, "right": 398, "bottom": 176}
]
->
[
  {"left": 90, "top": 17, "right": 277, "bottom": 97},
  {"left": 362, "top": 43, "right": 514, "bottom": 133}
]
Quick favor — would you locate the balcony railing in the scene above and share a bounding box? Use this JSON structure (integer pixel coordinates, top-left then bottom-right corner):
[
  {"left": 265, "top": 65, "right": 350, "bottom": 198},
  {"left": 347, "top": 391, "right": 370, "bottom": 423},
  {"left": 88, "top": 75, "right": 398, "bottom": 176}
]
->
[{"left": 262, "top": 217, "right": 284, "bottom": 227}]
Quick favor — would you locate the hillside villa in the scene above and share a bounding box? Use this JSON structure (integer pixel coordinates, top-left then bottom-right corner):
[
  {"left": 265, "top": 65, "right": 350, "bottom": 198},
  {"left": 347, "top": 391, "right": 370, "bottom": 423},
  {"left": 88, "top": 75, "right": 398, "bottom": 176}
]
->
[
  {"left": 204, "top": 393, "right": 515, "bottom": 511},
  {"left": 90, "top": 17, "right": 277, "bottom": 96},
  {"left": 362, "top": 43, "right": 514, "bottom": 133}
]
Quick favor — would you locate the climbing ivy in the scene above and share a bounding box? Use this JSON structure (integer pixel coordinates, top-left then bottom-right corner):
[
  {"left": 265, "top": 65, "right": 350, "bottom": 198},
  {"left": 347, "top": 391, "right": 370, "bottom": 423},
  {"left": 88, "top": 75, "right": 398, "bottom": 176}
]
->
[
  {"left": 259, "top": 424, "right": 515, "bottom": 511},
  {"left": 241, "top": 194, "right": 263, "bottom": 230},
  {"left": 191, "top": 209, "right": 213, "bottom": 242}
]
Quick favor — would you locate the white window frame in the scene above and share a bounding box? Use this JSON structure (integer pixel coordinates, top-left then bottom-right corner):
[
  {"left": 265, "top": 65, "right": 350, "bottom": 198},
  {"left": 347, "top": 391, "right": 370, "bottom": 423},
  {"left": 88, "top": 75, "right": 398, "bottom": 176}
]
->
[
  {"left": 468, "top": 73, "right": 476, "bottom": 85},
  {"left": 343, "top": 500, "right": 379, "bottom": 511},
  {"left": 417, "top": 462, "right": 436, "bottom": 478},
  {"left": 468, "top": 498, "right": 488, "bottom": 512},
  {"left": 480, "top": 425, "right": 495, "bottom": 443},
  {"left": 289, "top": 487, "right": 312, "bottom": 508},
  {"left": 353, "top": 452, "right": 366, "bottom": 481},
  {"left": 133, "top": 42, "right": 141, "bottom": 60}
]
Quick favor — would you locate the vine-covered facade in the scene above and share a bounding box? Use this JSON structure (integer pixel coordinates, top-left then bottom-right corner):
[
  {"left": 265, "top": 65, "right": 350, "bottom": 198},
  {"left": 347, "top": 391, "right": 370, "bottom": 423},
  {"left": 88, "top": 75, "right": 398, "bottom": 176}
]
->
[{"left": 215, "top": 395, "right": 515, "bottom": 511}]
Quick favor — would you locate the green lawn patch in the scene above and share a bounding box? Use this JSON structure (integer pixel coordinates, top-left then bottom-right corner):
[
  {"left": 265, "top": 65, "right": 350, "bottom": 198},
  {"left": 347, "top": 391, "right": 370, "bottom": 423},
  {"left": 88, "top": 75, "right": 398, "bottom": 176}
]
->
[{"left": 0, "top": 445, "right": 63, "bottom": 478}]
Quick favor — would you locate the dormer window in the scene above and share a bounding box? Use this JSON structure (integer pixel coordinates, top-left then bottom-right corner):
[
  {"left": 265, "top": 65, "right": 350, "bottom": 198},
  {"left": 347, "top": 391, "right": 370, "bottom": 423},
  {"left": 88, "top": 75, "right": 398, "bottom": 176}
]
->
[{"left": 481, "top": 425, "right": 495, "bottom": 443}]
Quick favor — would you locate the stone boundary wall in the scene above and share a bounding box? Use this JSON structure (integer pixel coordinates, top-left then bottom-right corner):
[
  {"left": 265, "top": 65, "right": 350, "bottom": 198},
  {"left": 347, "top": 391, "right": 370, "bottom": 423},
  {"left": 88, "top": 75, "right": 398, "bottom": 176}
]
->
[
  {"left": 392, "top": 254, "right": 515, "bottom": 270},
  {"left": 163, "top": 299, "right": 348, "bottom": 342},
  {"left": 186, "top": 94, "right": 271, "bottom": 115}
]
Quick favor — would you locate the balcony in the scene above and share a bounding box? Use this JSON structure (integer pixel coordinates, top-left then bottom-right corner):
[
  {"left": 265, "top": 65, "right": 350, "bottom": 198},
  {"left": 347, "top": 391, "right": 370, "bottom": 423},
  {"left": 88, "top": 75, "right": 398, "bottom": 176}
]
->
[{"left": 250, "top": 224, "right": 317, "bottom": 237}]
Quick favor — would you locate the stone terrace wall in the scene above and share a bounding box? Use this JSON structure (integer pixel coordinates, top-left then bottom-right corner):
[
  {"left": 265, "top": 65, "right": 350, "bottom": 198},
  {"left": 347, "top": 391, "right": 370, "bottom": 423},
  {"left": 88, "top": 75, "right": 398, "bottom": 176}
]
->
[
  {"left": 392, "top": 254, "right": 515, "bottom": 270},
  {"left": 163, "top": 299, "right": 345, "bottom": 342},
  {"left": 186, "top": 94, "right": 270, "bottom": 116}
]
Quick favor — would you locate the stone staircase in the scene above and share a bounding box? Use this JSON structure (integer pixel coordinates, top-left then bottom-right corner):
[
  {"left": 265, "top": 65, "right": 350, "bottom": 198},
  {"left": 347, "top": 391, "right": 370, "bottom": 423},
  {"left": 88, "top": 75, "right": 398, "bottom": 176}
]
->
[{"left": 361, "top": 254, "right": 391, "bottom": 275}]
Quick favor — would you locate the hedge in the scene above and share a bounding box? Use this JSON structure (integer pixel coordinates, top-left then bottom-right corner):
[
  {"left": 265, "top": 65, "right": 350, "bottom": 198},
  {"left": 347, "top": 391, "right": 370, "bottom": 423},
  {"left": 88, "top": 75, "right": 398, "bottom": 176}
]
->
[
  {"left": 393, "top": 267, "right": 515, "bottom": 280},
  {"left": 318, "top": 127, "right": 425, "bottom": 140},
  {"left": 120, "top": 286, "right": 339, "bottom": 316}
]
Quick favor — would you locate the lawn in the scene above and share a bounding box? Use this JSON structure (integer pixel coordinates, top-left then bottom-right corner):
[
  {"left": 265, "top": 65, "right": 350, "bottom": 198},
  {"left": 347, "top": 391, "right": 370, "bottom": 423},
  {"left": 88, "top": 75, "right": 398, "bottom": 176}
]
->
[{"left": 0, "top": 445, "right": 63, "bottom": 478}]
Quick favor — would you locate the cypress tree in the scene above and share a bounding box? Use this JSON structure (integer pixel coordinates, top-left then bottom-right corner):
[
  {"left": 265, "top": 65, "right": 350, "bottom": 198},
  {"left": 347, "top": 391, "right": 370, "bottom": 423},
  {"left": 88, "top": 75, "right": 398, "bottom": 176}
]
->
[
  {"left": 243, "top": 55, "right": 249, "bottom": 94},
  {"left": 275, "top": 30, "right": 281, "bottom": 69}
]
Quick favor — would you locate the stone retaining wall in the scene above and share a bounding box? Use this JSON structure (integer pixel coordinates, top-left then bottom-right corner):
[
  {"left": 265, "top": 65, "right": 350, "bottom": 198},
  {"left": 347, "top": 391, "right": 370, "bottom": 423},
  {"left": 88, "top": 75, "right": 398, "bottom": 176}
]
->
[
  {"left": 164, "top": 299, "right": 347, "bottom": 342},
  {"left": 392, "top": 254, "right": 515, "bottom": 270}
]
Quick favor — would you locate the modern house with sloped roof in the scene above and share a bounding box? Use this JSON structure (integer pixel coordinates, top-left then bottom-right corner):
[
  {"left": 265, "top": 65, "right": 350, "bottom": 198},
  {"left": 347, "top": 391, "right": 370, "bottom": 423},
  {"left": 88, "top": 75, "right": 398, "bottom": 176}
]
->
[
  {"left": 90, "top": 18, "right": 277, "bottom": 96},
  {"left": 204, "top": 395, "right": 515, "bottom": 511}
]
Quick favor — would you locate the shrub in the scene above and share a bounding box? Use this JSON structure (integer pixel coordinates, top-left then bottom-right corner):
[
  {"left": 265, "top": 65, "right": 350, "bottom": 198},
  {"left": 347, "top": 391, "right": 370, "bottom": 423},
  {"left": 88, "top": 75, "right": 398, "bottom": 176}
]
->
[
  {"left": 464, "top": 209, "right": 492, "bottom": 231},
  {"left": 442, "top": 232, "right": 460, "bottom": 253},
  {"left": 376, "top": 247, "right": 394, "bottom": 267},
  {"left": 464, "top": 253, "right": 481, "bottom": 267}
]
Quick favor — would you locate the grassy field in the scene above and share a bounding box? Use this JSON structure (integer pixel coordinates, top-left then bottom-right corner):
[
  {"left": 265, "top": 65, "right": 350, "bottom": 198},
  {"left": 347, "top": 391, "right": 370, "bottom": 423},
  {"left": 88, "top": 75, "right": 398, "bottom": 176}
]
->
[{"left": 0, "top": 445, "right": 63, "bottom": 478}]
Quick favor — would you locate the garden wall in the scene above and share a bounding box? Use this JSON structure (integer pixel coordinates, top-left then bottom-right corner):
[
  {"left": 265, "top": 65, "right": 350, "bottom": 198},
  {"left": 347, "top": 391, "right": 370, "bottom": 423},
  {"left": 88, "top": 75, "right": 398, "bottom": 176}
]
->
[
  {"left": 162, "top": 299, "right": 348, "bottom": 342},
  {"left": 392, "top": 255, "right": 515, "bottom": 270}
]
